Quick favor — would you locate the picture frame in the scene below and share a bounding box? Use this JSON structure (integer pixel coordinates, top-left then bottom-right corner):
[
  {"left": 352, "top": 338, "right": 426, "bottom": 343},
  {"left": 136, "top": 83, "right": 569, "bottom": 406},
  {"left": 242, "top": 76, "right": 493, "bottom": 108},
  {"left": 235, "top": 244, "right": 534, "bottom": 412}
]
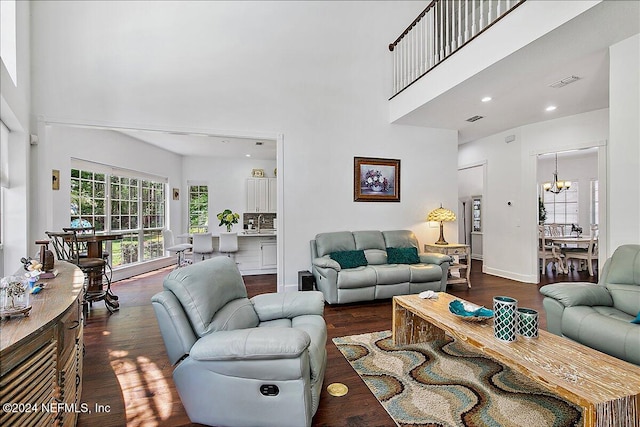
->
[
  {"left": 172, "top": 188, "right": 180, "bottom": 200},
  {"left": 354, "top": 157, "right": 401, "bottom": 202}
]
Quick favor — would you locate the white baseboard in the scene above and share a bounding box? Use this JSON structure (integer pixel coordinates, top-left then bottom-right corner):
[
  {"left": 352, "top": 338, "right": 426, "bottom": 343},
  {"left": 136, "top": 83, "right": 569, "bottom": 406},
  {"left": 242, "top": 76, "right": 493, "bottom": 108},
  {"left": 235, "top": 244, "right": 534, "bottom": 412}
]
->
[
  {"left": 112, "top": 257, "right": 174, "bottom": 282},
  {"left": 482, "top": 265, "right": 538, "bottom": 284}
]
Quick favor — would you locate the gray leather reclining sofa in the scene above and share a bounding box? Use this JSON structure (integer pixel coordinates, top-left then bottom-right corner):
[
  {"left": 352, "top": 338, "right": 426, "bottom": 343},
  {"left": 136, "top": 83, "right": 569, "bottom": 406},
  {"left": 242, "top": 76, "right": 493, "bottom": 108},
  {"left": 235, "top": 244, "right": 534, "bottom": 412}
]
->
[
  {"left": 540, "top": 244, "right": 640, "bottom": 365},
  {"left": 310, "top": 230, "right": 451, "bottom": 304}
]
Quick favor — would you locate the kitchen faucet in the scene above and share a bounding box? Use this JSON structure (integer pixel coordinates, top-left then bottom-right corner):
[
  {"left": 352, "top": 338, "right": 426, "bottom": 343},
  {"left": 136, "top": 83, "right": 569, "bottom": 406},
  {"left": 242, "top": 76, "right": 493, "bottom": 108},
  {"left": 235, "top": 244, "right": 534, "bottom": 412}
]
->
[{"left": 257, "top": 214, "right": 264, "bottom": 233}]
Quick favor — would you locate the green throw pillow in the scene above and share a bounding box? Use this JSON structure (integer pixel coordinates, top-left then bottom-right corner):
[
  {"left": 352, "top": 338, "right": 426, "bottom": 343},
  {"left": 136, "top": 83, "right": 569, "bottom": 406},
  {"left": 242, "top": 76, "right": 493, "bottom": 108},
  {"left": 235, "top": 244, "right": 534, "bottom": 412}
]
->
[
  {"left": 386, "top": 247, "right": 420, "bottom": 264},
  {"left": 329, "top": 250, "right": 368, "bottom": 269},
  {"left": 632, "top": 312, "right": 640, "bottom": 325}
]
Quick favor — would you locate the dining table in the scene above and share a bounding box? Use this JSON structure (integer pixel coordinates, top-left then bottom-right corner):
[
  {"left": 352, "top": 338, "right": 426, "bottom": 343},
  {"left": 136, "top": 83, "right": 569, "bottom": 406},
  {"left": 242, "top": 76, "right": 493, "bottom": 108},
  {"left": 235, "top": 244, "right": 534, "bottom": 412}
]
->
[{"left": 546, "top": 235, "right": 597, "bottom": 274}]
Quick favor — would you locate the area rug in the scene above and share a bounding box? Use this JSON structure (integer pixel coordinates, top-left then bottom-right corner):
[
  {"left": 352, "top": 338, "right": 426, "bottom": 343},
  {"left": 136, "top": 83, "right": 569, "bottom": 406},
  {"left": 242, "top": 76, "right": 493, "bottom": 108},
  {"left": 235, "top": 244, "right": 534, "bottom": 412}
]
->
[{"left": 333, "top": 331, "right": 582, "bottom": 427}]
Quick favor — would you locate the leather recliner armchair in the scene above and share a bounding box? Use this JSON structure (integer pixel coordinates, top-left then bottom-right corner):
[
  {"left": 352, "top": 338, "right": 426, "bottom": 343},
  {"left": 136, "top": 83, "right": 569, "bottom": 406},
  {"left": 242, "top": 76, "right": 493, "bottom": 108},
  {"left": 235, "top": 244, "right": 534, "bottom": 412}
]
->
[
  {"left": 540, "top": 244, "right": 640, "bottom": 365},
  {"left": 152, "top": 256, "right": 327, "bottom": 427}
]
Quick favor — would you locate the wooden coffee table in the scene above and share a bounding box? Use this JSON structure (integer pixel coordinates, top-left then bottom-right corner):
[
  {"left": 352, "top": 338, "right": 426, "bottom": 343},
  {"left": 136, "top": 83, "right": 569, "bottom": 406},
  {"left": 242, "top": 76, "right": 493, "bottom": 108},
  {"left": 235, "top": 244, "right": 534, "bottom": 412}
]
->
[{"left": 392, "top": 293, "right": 640, "bottom": 427}]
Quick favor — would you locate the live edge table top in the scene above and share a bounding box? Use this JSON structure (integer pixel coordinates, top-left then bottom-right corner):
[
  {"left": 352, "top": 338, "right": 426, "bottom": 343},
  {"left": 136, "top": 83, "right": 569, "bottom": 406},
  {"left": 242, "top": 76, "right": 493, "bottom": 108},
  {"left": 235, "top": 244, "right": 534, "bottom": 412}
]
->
[{"left": 392, "top": 293, "right": 640, "bottom": 427}]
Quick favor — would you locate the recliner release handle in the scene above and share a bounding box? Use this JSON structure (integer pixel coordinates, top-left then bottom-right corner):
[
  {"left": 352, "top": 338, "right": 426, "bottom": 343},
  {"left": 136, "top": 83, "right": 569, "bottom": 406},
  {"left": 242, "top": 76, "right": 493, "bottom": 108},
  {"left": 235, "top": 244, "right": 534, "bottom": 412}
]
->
[{"left": 260, "top": 384, "right": 279, "bottom": 396}]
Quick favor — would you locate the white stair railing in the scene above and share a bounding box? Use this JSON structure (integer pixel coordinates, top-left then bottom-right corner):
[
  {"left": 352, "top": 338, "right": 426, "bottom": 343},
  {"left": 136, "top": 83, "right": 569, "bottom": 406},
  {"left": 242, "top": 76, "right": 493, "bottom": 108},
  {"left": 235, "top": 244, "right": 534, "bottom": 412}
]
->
[{"left": 389, "top": 0, "right": 526, "bottom": 98}]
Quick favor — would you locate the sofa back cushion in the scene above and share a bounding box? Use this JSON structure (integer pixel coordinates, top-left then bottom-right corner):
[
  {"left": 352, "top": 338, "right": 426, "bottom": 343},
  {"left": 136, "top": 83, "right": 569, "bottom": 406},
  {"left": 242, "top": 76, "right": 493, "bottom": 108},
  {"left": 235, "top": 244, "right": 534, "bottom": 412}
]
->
[
  {"left": 603, "top": 244, "right": 640, "bottom": 316},
  {"left": 315, "top": 231, "right": 356, "bottom": 257},
  {"left": 353, "top": 230, "right": 386, "bottom": 250},
  {"left": 383, "top": 230, "right": 419, "bottom": 249},
  {"left": 163, "top": 256, "right": 259, "bottom": 337}
]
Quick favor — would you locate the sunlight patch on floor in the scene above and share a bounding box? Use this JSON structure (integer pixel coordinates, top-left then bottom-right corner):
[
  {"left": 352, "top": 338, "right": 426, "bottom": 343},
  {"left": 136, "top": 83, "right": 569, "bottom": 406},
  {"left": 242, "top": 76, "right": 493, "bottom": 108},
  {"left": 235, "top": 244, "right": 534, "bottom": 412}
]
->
[{"left": 110, "top": 350, "right": 172, "bottom": 426}]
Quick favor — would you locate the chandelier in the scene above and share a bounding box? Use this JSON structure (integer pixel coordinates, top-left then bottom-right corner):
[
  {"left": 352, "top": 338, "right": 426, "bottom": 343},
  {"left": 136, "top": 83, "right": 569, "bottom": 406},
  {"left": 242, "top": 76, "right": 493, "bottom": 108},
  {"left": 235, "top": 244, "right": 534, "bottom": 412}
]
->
[{"left": 543, "top": 153, "right": 571, "bottom": 194}]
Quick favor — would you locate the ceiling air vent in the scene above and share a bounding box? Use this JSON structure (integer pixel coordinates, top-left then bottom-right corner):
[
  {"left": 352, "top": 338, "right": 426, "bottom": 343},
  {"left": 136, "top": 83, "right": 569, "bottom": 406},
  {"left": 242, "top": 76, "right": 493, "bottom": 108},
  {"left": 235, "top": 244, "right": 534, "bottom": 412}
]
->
[
  {"left": 549, "top": 75, "right": 581, "bottom": 88},
  {"left": 466, "top": 115, "right": 484, "bottom": 123}
]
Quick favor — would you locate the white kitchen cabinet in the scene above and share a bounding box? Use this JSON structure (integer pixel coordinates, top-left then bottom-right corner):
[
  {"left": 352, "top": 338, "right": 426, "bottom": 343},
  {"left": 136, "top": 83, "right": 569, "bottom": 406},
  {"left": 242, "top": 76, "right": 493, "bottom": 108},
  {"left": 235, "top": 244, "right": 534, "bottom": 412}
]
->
[
  {"left": 268, "top": 178, "right": 277, "bottom": 212},
  {"left": 260, "top": 238, "right": 277, "bottom": 269},
  {"left": 247, "top": 178, "right": 276, "bottom": 213}
]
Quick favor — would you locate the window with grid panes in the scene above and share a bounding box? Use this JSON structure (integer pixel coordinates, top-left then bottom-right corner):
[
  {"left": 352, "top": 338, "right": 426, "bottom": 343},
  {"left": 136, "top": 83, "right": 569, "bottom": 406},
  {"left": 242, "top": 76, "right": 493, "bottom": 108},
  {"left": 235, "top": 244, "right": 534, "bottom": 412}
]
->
[
  {"left": 71, "top": 165, "right": 167, "bottom": 268},
  {"left": 189, "top": 184, "right": 209, "bottom": 233},
  {"left": 542, "top": 181, "right": 579, "bottom": 228}
]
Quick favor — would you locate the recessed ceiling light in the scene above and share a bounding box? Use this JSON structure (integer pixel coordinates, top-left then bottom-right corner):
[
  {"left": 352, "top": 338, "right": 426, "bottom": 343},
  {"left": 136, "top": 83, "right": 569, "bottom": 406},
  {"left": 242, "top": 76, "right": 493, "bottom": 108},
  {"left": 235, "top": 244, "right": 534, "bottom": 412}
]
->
[
  {"left": 546, "top": 105, "right": 557, "bottom": 112},
  {"left": 245, "top": 154, "right": 251, "bottom": 157},
  {"left": 481, "top": 96, "right": 492, "bottom": 102}
]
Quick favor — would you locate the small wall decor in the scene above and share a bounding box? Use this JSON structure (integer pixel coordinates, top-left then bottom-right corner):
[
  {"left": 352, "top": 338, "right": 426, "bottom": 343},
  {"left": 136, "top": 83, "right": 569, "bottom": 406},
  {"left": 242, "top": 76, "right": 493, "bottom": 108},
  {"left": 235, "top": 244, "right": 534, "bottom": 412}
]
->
[
  {"left": 354, "top": 157, "right": 400, "bottom": 202},
  {"left": 52, "top": 170, "right": 60, "bottom": 190},
  {"left": 252, "top": 168, "right": 265, "bottom": 177},
  {"left": 172, "top": 188, "right": 180, "bottom": 200}
]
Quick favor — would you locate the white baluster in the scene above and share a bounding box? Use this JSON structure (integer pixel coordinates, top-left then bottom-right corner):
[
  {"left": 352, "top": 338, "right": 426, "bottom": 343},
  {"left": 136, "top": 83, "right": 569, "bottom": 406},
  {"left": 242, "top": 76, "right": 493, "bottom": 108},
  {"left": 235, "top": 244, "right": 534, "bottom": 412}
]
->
[
  {"left": 479, "top": 0, "right": 484, "bottom": 32},
  {"left": 438, "top": 2, "right": 443, "bottom": 63},
  {"left": 472, "top": 0, "right": 477, "bottom": 37},
  {"left": 451, "top": 0, "right": 457, "bottom": 52},
  {"left": 497, "top": 0, "right": 502, "bottom": 17},
  {"left": 445, "top": 0, "right": 450, "bottom": 56},
  {"left": 488, "top": 0, "right": 493, "bottom": 23},
  {"left": 458, "top": 0, "right": 463, "bottom": 48},
  {"left": 464, "top": 0, "right": 469, "bottom": 43}
]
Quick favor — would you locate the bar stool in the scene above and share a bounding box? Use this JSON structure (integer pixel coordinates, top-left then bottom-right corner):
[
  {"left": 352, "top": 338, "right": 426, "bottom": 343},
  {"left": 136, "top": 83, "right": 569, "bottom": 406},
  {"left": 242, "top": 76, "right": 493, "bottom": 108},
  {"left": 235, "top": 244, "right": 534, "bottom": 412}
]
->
[
  {"left": 46, "top": 230, "right": 115, "bottom": 319},
  {"left": 219, "top": 232, "right": 238, "bottom": 259},
  {"left": 193, "top": 233, "right": 215, "bottom": 262},
  {"left": 162, "top": 229, "right": 193, "bottom": 268}
]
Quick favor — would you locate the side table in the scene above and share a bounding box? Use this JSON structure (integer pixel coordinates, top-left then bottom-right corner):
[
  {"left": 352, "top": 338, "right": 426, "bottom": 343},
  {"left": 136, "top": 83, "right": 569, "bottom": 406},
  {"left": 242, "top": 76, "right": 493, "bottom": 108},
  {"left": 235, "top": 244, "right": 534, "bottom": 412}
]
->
[{"left": 424, "top": 243, "right": 471, "bottom": 288}]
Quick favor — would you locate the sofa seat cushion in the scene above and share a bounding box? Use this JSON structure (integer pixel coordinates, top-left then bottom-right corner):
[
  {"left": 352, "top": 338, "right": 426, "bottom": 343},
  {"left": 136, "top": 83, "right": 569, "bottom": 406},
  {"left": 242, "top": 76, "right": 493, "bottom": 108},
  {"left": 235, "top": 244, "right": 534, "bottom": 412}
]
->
[
  {"left": 336, "top": 266, "right": 377, "bottom": 289},
  {"left": 370, "top": 264, "right": 410, "bottom": 285},
  {"left": 409, "top": 264, "right": 442, "bottom": 283},
  {"left": 562, "top": 306, "right": 640, "bottom": 365}
]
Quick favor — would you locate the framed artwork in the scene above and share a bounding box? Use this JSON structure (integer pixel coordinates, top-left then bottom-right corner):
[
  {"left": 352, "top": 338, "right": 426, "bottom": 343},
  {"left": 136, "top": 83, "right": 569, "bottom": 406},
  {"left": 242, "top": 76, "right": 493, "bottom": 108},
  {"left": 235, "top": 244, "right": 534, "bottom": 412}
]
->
[
  {"left": 354, "top": 157, "right": 401, "bottom": 202},
  {"left": 52, "top": 169, "right": 60, "bottom": 190},
  {"left": 172, "top": 188, "right": 180, "bottom": 200}
]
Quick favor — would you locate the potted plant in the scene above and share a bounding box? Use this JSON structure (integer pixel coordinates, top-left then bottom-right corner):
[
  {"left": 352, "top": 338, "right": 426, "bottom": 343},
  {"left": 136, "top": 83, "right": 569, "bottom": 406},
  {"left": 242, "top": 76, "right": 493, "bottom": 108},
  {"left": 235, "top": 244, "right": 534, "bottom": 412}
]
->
[
  {"left": 217, "top": 209, "right": 240, "bottom": 232},
  {"left": 538, "top": 197, "right": 547, "bottom": 225}
]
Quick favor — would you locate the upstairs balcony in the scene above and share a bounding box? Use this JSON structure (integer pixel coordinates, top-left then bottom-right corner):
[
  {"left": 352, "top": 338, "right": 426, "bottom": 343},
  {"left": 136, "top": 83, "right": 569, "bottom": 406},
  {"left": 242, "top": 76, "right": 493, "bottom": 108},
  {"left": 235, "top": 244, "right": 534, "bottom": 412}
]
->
[
  {"left": 388, "top": 0, "right": 615, "bottom": 144},
  {"left": 389, "top": 0, "right": 525, "bottom": 98}
]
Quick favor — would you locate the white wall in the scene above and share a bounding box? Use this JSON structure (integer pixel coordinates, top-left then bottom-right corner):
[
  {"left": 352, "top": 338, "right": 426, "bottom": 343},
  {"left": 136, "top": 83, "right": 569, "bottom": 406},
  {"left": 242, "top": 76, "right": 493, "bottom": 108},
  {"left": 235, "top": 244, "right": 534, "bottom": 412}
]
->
[
  {"left": 608, "top": 34, "right": 640, "bottom": 248},
  {"left": 29, "top": 1, "right": 458, "bottom": 288},
  {"left": 459, "top": 109, "right": 609, "bottom": 283},
  {"left": 1, "top": 0, "right": 30, "bottom": 276},
  {"left": 182, "top": 156, "right": 277, "bottom": 233}
]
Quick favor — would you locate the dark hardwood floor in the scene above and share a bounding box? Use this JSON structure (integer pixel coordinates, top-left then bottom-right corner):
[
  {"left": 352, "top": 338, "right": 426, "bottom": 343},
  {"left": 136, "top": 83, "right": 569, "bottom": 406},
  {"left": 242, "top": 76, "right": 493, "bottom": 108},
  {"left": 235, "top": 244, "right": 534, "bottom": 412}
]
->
[{"left": 77, "top": 260, "right": 596, "bottom": 427}]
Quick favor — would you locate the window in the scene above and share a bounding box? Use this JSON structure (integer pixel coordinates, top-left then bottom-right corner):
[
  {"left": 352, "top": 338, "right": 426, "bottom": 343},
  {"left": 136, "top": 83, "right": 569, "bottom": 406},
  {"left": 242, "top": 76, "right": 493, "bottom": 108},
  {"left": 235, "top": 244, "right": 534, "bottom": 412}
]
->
[
  {"left": 188, "top": 184, "right": 209, "bottom": 233},
  {"left": 542, "top": 181, "right": 579, "bottom": 228},
  {"left": 71, "top": 162, "right": 167, "bottom": 268},
  {"left": 591, "top": 180, "right": 599, "bottom": 226},
  {"left": 0, "top": 121, "right": 8, "bottom": 247}
]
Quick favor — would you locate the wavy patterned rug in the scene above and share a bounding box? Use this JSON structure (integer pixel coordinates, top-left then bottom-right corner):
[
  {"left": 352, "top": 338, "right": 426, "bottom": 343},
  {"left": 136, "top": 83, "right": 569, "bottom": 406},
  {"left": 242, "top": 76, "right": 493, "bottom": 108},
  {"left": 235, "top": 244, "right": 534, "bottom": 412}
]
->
[{"left": 333, "top": 331, "right": 583, "bottom": 427}]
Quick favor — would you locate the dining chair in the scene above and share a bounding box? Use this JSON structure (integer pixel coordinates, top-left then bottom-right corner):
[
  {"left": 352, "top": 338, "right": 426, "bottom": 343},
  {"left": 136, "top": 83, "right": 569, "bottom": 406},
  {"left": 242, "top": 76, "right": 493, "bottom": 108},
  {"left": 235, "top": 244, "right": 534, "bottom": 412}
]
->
[
  {"left": 218, "top": 232, "right": 239, "bottom": 259},
  {"left": 162, "top": 229, "right": 193, "bottom": 268},
  {"left": 192, "top": 233, "right": 214, "bottom": 262},
  {"left": 563, "top": 225, "right": 599, "bottom": 276},
  {"left": 538, "top": 225, "right": 563, "bottom": 275}
]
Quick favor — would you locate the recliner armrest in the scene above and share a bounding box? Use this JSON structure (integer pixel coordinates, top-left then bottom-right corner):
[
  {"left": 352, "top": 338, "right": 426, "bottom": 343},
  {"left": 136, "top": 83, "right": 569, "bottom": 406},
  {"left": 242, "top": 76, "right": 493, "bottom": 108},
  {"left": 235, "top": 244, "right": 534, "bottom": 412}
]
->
[
  {"left": 312, "top": 257, "right": 341, "bottom": 271},
  {"left": 540, "top": 283, "right": 613, "bottom": 307},
  {"left": 252, "top": 291, "right": 325, "bottom": 321},
  {"left": 191, "top": 328, "right": 311, "bottom": 361},
  {"left": 419, "top": 253, "right": 453, "bottom": 265}
]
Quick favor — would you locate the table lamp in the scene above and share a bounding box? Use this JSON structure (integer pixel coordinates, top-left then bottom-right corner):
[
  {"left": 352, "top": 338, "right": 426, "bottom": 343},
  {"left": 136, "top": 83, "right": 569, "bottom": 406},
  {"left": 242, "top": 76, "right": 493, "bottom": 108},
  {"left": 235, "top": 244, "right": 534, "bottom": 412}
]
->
[{"left": 427, "top": 205, "right": 456, "bottom": 245}]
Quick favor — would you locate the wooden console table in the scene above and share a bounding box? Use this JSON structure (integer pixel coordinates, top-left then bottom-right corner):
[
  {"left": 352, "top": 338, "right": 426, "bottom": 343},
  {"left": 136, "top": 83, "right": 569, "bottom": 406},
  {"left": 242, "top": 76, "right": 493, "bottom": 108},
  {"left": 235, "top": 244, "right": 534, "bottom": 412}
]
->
[
  {"left": 0, "top": 261, "right": 85, "bottom": 426},
  {"left": 424, "top": 243, "right": 471, "bottom": 288},
  {"left": 392, "top": 293, "right": 640, "bottom": 427}
]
